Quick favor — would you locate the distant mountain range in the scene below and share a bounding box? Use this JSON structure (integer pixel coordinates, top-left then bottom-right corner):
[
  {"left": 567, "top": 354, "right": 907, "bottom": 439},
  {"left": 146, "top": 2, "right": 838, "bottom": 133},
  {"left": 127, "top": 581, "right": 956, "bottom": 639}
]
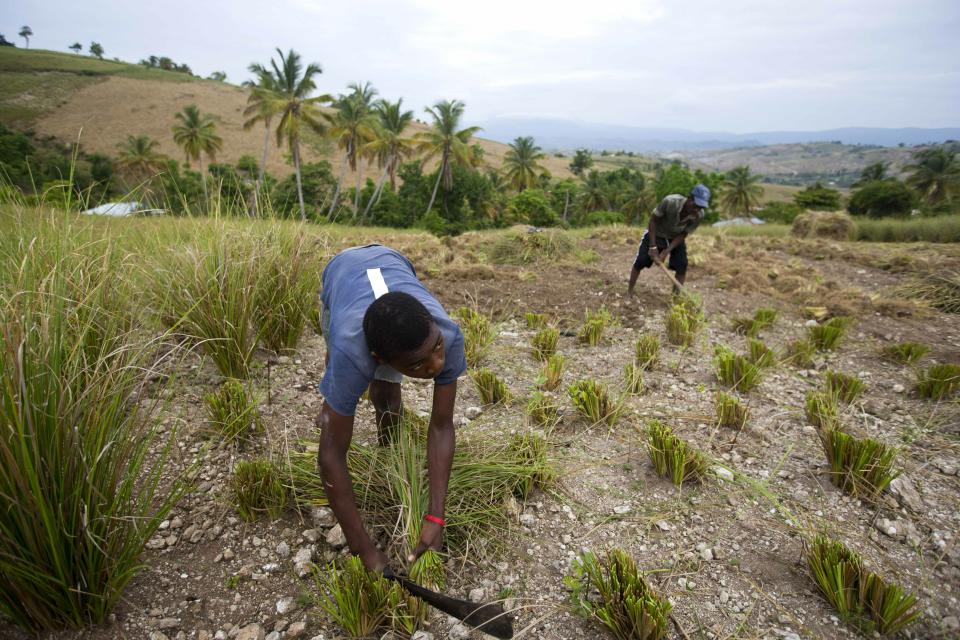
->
[{"left": 470, "top": 118, "right": 960, "bottom": 152}]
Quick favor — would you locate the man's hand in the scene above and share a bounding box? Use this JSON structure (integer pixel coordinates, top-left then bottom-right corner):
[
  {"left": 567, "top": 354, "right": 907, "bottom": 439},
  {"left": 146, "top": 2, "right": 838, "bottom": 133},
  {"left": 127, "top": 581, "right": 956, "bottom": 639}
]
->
[
  {"left": 408, "top": 519, "right": 444, "bottom": 563},
  {"left": 648, "top": 246, "right": 661, "bottom": 263},
  {"left": 360, "top": 545, "right": 389, "bottom": 573}
]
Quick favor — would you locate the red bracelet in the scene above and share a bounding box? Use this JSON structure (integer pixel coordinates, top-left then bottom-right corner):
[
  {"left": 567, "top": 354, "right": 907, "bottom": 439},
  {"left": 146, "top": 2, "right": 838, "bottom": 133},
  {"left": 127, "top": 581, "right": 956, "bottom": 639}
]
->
[{"left": 424, "top": 514, "right": 445, "bottom": 526}]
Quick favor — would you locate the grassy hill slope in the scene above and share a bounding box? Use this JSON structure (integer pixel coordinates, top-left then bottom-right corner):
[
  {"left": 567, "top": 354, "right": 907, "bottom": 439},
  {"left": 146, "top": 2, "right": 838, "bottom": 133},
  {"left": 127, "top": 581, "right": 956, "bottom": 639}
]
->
[{"left": 0, "top": 48, "right": 576, "bottom": 183}]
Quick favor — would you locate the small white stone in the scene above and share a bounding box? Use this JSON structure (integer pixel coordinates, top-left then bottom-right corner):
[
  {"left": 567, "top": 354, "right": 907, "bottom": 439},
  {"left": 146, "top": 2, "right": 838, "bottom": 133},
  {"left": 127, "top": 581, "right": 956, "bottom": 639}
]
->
[
  {"left": 656, "top": 520, "right": 672, "bottom": 531},
  {"left": 892, "top": 383, "right": 905, "bottom": 393},
  {"left": 465, "top": 406, "right": 483, "bottom": 420},
  {"left": 712, "top": 466, "right": 734, "bottom": 482},
  {"left": 276, "top": 597, "right": 296, "bottom": 615},
  {"left": 276, "top": 542, "right": 290, "bottom": 558},
  {"left": 325, "top": 524, "right": 347, "bottom": 548},
  {"left": 613, "top": 505, "right": 630, "bottom": 514}
]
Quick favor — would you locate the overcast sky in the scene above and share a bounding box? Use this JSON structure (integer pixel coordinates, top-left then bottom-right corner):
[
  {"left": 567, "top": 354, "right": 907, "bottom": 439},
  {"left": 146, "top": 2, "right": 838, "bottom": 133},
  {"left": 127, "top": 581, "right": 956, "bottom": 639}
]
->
[{"left": 3, "top": 0, "right": 958, "bottom": 132}]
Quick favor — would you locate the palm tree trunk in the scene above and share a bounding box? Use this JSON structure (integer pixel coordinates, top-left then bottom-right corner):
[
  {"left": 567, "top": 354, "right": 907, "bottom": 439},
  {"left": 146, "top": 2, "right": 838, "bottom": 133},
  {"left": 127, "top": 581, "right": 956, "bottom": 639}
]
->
[
  {"left": 327, "top": 153, "right": 349, "bottom": 221},
  {"left": 252, "top": 125, "right": 270, "bottom": 217},
  {"left": 293, "top": 141, "right": 306, "bottom": 221},
  {"left": 425, "top": 164, "right": 444, "bottom": 216},
  {"left": 563, "top": 191, "right": 570, "bottom": 222},
  {"left": 199, "top": 157, "right": 208, "bottom": 205},
  {"left": 354, "top": 157, "right": 364, "bottom": 217},
  {"left": 363, "top": 160, "right": 391, "bottom": 222}
]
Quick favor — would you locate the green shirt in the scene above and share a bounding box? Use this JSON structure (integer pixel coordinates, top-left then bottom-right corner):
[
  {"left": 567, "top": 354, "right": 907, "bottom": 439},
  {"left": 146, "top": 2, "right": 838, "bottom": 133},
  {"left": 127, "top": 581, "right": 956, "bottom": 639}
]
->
[{"left": 651, "top": 194, "right": 704, "bottom": 240}]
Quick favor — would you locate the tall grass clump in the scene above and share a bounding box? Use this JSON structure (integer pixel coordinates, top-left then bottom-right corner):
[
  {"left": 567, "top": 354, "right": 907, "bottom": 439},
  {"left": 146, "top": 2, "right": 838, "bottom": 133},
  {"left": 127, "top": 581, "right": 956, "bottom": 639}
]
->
[
  {"left": 623, "top": 362, "right": 645, "bottom": 395},
  {"left": 566, "top": 549, "right": 671, "bottom": 640},
  {"left": 634, "top": 333, "right": 660, "bottom": 369},
  {"left": 0, "top": 229, "right": 183, "bottom": 632},
  {"left": 733, "top": 307, "right": 778, "bottom": 337},
  {"left": 538, "top": 353, "right": 565, "bottom": 391},
  {"left": 531, "top": 326, "right": 560, "bottom": 361},
  {"left": 525, "top": 311, "right": 548, "bottom": 329},
  {"left": 897, "top": 270, "right": 960, "bottom": 313},
  {"left": 805, "top": 391, "right": 840, "bottom": 430},
  {"left": 809, "top": 316, "right": 854, "bottom": 351},
  {"left": 509, "top": 432, "right": 557, "bottom": 498},
  {"left": 715, "top": 392, "right": 749, "bottom": 433},
  {"left": 817, "top": 429, "right": 899, "bottom": 501},
  {"left": 312, "top": 556, "right": 403, "bottom": 638},
  {"left": 232, "top": 458, "right": 287, "bottom": 522},
  {"left": 568, "top": 379, "right": 619, "bottom": 428},
  {"left": 454, "top": 306, "right": 497, "bottom": 368},
  {"left": 807, "top": 535, "right": 919, "bottom": 635},
  {"left": 714, "top": 345, "right": 763, "bottom": 392},
  {"left": 881, "top": 342, "right": 929, "bottom": 365},
  {"left": 205, "top": 379, "right": 262, "bottom": 443},
  {"left": 665, "top": 294, "right": 704, "bottom": 347},
  {"left": 915, "top": 363, "right": 960, "bottom": 399},
  {"left": 253, "top": 229, "right": 322, "bottom": 353},
  {"left": 490, "top": 228, "right": 575, "bottom": 264},
  {"left": 527, "top": 391, "right": 561, "bottom": 431},
  {"left": 644, "top": 420, "right": 708, "bottom": 486},
  {"left": 746, "top": 338, "right": 776, "bottom": 368},
  {"left": 471, "top": 368, "right": 510, "bottom": 405},
  {"left": 784, "top": 338, "right": 817, "bottom": 368},
  {"left": 154, "top": 224, "right": 262, "bottom": 378},
  {"left": 578, "top": 306, "right": 614, "bottom": 346},
  {"left": 824, "top": 370, "right": 866, "bottom": 404},
  {"left": 855, "top": 214, "right": 960, "bottom": 243}
]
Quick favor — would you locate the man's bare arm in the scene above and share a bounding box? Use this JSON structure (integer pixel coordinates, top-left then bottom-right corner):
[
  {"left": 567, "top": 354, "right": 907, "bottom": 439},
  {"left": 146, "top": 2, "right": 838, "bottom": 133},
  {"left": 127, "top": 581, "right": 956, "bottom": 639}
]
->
[
  {"left": 317, "top": 402, "right": 388, "bottom": 571},
  {"left": 411, "top": 380, "right": 457, "bottom": 561}
]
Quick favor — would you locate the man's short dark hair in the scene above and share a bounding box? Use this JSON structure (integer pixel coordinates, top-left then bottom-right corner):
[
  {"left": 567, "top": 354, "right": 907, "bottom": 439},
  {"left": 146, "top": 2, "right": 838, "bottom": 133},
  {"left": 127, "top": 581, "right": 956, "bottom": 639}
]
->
[{"left": 363, "top": 291, "right": 433, "bottom": 361}]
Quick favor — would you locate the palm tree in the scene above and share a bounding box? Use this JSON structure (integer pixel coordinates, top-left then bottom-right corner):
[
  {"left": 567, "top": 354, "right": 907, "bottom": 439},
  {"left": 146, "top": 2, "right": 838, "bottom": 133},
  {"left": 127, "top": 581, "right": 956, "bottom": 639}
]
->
[
  {"left": 853, "top": 161, "right": 889, "bottom": 187},
  {"left": 327, "top": 85, "right": 378, "bottom": 218},
  {"left": 905, "top": 148, "right": 960, "bottom": 206},
  {"left": 579, "top": 170, "right": 609, "bottom": 213},
  {"left": 720, "top": 165, "right": 763, "bottom": 216},
  {"left": 243, "top": 63, "right": 282, "bottom": 214},
  {"left": 415, "top": 99, "right": 482, "bottom": 215},
  {"left": 347, "top": 82, "right": 378, "bottom": 212},
  {"left": 503, "top": 136, "right": 547, "bottom": 192},
  {"left": 172, "top": 104, "right": 223, "bottom": 200},
  {"left": 361, "top": 98, "right": 415, "bottom": 220},
  {"left": 19, "top": 26, "right": 31, "bottom": 49},
  {"left": 116, "top": 134, "right": 167, "bottom": 179},
  {"left": 620, "top": 184, "right": 655, "bottom": 225},
  {"left": 249, "top": 48, "right": 332, "bottom": 220},
  {"left": 69, "top": 42, "right": 82, "bottom": 54}
]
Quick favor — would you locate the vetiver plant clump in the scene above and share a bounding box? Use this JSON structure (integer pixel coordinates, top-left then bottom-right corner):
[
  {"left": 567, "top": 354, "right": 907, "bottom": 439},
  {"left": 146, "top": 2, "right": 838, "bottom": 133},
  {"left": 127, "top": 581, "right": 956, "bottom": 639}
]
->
[
  {"left": 809, "top": 316, "right": 854, "bottom": 351},
  {"left": 568, "top": 379, "right": 619, "bottom": 428},
  {"left": 817, "top": 429, "right": 899, "bottom": 501},
  {"left": 578, "top": 306, "right": 614, "bottom": 346},
  {"left": 538, "top": 352, "right": 565, "bottom": 391},
  {"left": 531, "top": 326, "right": 559, "bottom": 361},
  {"left": 471, "top": 367, "right": 510, "bottom": 405},
  {"left": 205, "top": 378, "right": 262, "bottom": 444},
  {"left": 566, "top": 549, "right": 671, "bottom": 640},
  {"left": 881, "top": 341, "right": 930, "bottom": 365},
  {"left": 644, "top": 420, "right": 708, "bottom": 486},
  {"left": 824, "top": 370, "right": 866, "bottom": 404},
  {"left": 634, "top": 333, "right": 660, "bottom": 369},
  {"left": 527, "top": 391, "right": 561, "bottom": 431},
  {"left": 715, "top": 392, "right": 749, "bottom": 434},
  {"left": 915, "top": 362, "right": 960, "bottom": 399},
  {"left": 665, "top": 294, "right": 704, "bottom": 347},
  {"left": 805, "top": 391, "right": 840, "bottom": 430},
  {"left": 733, "top": 307, "right": 778, "bottom": 337},
  {"left": 232, "top": 458, "right": 287, "bottom": 522},
  {"left": 714, "top": 344, "right": 763, "bottom": 392},
  {"left": 807, "top": 535, "right": 919, "bottom": 635},
  {"left": 454, "top": 306, "right": 497, "bottom": 368}
]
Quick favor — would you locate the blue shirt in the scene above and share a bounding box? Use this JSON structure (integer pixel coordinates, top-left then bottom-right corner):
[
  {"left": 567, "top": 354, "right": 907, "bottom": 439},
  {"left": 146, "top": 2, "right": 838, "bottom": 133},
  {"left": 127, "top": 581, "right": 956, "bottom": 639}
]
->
[{"left": 319, "top": 245, "right": 467, "bottom": 416}]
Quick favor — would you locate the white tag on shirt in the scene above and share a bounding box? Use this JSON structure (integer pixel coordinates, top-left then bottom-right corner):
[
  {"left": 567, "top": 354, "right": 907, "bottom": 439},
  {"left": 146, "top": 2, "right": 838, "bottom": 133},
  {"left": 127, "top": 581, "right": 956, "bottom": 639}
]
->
[{"left": 366, "top": 268, "right": 389, "bottom": 299}]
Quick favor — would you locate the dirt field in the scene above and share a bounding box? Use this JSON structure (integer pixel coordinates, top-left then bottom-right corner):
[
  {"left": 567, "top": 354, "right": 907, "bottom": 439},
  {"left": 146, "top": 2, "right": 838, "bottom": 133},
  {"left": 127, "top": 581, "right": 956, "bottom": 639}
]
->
[{"left": 3, "top": 227, "right": 959, "bottom": 640}]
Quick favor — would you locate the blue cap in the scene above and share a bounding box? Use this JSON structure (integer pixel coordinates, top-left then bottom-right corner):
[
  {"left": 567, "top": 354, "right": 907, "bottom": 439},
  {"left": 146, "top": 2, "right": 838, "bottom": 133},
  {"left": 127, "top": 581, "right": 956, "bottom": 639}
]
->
[{"left": 691, "top": 184, "right": 711, "bottom": 208}]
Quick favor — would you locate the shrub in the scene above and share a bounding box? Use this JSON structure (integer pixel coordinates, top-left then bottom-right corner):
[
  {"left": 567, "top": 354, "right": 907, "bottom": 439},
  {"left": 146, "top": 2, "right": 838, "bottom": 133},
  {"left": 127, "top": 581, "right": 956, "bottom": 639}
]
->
[
  {"left": 531, "top": 327, "right": 559, "bottom": 361},
  {"left": 824, "top": 370, "right": 866, "bottom": 404},
  {"left": 793, "top": 182, "right": 842, "bottom": 210},
  {"left": 757, "top": 201, "right": 804, "bottom": 224},
  {"left": 665, "top": 295, "right": 704, "bottom": 347},
  {"left": 538, "top": 353, "right": 565, "bottom": 391},
  {"left": 715, "top": 392, "right": 749, "bottom": 433},
  {"left": 0, "top": 237, "right": 183, "bottom": 632},
  {"left": 809, "top": 316, "right": 853, "bottom": 351},
  {"left": 644, "top": 420, "right": 708, "bottom": 486},
  {"left": 915, "top": 363, "right": 960, "bottom": 399},
  {"left": 807, "top": 535, "right": 919, "bottom": 635},
  {"left": 634, "top": 333, "right": 660, "bottom": 369},
  {"left": 747, "top": 338, "right": 775, "bottom": 368},
  {"left": 818, "top": 429, "right": 899, "bottom": 501},
  {"left": 847, "top": 180, "right": 915, "bottom": 218},
  {"left": 805, "top": 391, "right": 840, "bottom": 430},
  {"left": 508, "top": 188, "right": 559, "bottom": 227},
  {"left": 623, "top": 362, "right": 644, "bottom": 395},
  {"left": 454, "top": 306, "right": 497, "bottom": 368},
  {"left": 568, "top": 379, "right": 618, "bottom": 428},
  {"left": 792, "top": 211, "right": 855, "bottom": 241},
  {"left": 855, "top": 215, "right": 960, "bottom": 243},
  {"left": 578, "top": 307, "right": 613, "bottom": 346},
  {"left": 490, "top": 228, "right": 574, "bottom": 264},
  {"left": 565, "top": 549, "right": 671, "bottom": 640},
  {"left": 881, "top": 342, "right": 930, "bottom": 365},
  {"left": 205, "top": 379, "right": 262, "bottom": 443},
  {"left": 471, "top": 368, "right": 510, "bottom": 405},
  {"left": 897, "top": 271, "right": 960, "bottom": 314},
  {"left": 714, "top": 345, "right": 763, "bottom": 392},
  {"left": 784, "top": 339, "right": 817, "bottom": 367},
  {"left": 232, "top": 458, "right": 287, "bottom": 522},
  {"left": 525, "top": 312, "right": 548, "bottom": 329},
  {"left": 527, "top": 391, "right": 561, "bottom": 431}
]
